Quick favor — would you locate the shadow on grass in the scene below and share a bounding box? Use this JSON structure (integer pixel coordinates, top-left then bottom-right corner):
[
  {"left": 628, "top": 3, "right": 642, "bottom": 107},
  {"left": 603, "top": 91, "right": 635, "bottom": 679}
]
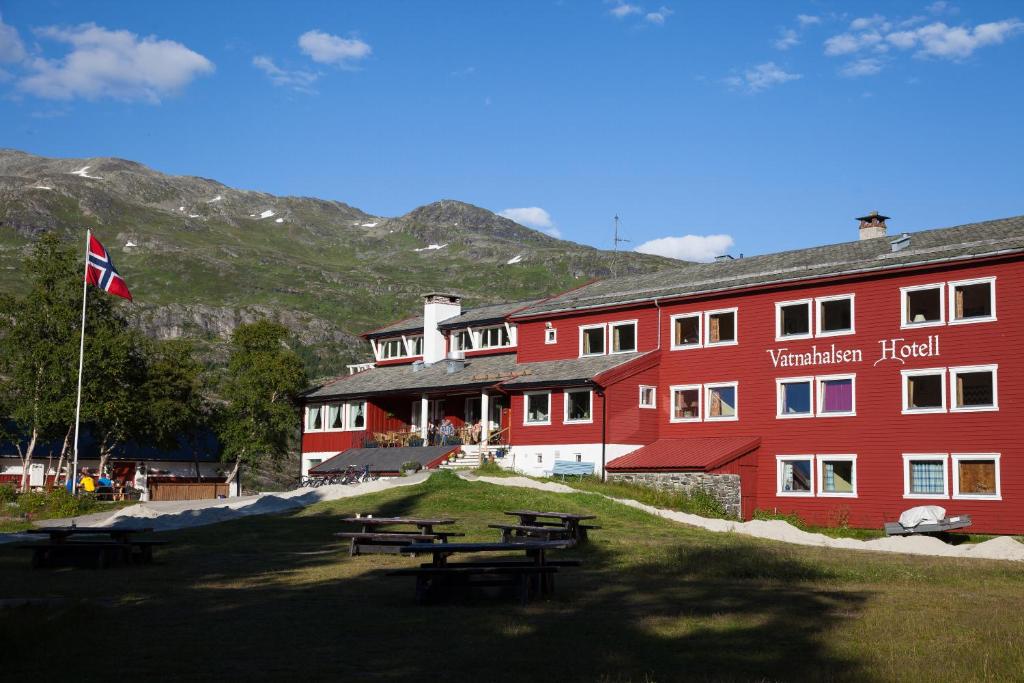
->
[{"left": 0, "top": 473, "right": 872, "bottom": 682}]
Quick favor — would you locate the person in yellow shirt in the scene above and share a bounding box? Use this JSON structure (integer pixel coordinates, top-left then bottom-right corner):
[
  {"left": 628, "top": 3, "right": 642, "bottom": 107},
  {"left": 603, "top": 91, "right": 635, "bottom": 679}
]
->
[{"left": 79, "top": 468, "right": 96, "bottom": 493}]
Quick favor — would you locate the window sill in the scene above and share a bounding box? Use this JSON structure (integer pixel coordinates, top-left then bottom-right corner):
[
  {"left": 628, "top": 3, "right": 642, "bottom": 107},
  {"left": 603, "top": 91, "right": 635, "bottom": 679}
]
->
[
  {"left": 523, "top": 420, "right": 551, "bottom": 427},
  {"left": 948, "top": 316, "right": 997, "bottom": 326},
  {"left": 817, "top": 411, "right": 857, "bottom": 418},
  {"left": 901, "top": 407, "right": 947, "bottom": 415},
  {"left": 775, "top": 333, "right": 812, "bottom": 342},
  {"left": 639, "top": 405, "right": 657, "bottom": 410},
  {"left": 903, "top": 493, "right": 950, "bottom": 500},
  {"left": 705, "top": 416, "right": 739, "bottom": 422},
  {"left": 950, "top": 405, "right": 999, "bottom": 413},
  {"left": 900, "top": 321, "right": 945, "bottom": 330},
  {"left": 670, "top": 417, "right": 701, "bottom": 423},
  {"left": 777, "top": 413, "right": 814, "bottom": 419},
  {"left": 818, "top": 492, "right": 857, "bottom": 498},
  {"left": 609, "top": 349, "right": 637, "bottom": 355},
  {"left": 952, "top": 494, "right": 1002, "bottom": 501},
  {"left": 705, "top": 340, "right": 738, "bottom": 347},
  {"left": 670, "top": 343, "right": 703, "bottom": 351},
  {"left": 579, "top": 352, "right": 605, "bottom": 358},
  {"left": 564, "top": 419, "right": 594, "bottom": 425},
  {"left": 816, "top": 328, "right": 855, "bottom": 338},
  {"left": 777, "top": 491, "right": 814, "bottom": 497}
]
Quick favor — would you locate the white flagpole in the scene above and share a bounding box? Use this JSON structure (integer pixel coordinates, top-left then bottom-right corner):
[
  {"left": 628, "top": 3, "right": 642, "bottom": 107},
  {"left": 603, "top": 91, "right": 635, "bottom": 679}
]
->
[{"left": 70, "top": 229, "right": 90, "bottom": 496}]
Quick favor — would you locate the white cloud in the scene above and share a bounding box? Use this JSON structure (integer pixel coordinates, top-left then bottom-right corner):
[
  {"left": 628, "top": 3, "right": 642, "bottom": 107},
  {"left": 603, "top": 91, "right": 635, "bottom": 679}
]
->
[
  {"left": 774, "top": 28, "right": 800, "bottom": 50},
  {"left": 840, "top": 57, "right": 884, "bottom": 77},
  {"left": 252, "top": 56, "right": 317, "bottom": 92},
  {"left": 850, "top": 15, "right": 890, "bottom": 32},
  {"left": 892, "top": 20, "right": 1024, "bottom": 60},
  {"left": 298, "top": 29, "right": 371, "bottom": 67},
  {"left": 927, "top": 2, "right": 959, "bottom": 15},
  {"left": 645, "top": 7, "right": 673, "bottom": 25},
  {"left": 725, "top": 62, "right": 801, "bottom": 93},
  {"left": 0, "top": 13, "right": 26, "bottom": 63},
  {"left": 19, "top": 23, "right": 213, "bottom": 102},
  {"left": 499, "top": 207, "right": 554, "bottom": 231},
  {"left": 797, "top": 14, "right": 821, "bottom": 27},
  {"left": 609, "top": 2, "right": 642, "bottom": 19},
  {"left": 823, "top": 33, "right": 860, "bottom": 55},
  {"left": 635, "top": 234, "right": 735, "bottom": 262}
]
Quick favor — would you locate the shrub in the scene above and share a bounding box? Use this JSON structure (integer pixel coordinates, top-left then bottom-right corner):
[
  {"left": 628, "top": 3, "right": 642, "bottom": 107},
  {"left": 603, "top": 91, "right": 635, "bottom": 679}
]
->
[
  {"left": 752, "top": 508, "right": 809, "bottom": 530},
  {"left": 0, "top": 483, "right": 17, "bottom": 505},
  {"left": 400, "top": 461, "right": 422, "bottom": 473},
  {"left": 474, "top": 461, "right": 505, "bottom": 476}
]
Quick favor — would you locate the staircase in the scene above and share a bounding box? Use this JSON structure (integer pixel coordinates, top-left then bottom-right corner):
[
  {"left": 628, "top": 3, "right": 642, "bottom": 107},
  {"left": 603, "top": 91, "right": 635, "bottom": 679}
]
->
[{"left": 439, "top": 449, "right": 482, "bottom": 470}]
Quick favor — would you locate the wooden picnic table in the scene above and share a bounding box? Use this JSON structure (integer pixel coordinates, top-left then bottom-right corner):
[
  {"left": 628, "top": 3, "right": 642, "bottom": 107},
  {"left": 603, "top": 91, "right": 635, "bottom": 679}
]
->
[
  {"left": 503, "top": 510, "right": 599, "bottom": 542},
  {"left": 391, "top": 540, "right": 576, "bottom": 604},
  {"left": 20, "top": 526, "right": 166, "bottom": 568},
  {"left": 27, "top": 526, "right": 154, "bottom": 543},
  {"left": 488, "top": 523, "right": 574, "bottom": 543},
  {"left": 341, "top": 517, "right": 455, "bottom": 535}
]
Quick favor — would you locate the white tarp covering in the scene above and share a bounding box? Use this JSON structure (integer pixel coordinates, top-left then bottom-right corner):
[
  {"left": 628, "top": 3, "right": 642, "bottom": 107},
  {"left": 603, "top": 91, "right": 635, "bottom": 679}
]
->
[{"left": 899, "top": 505, "right": 946, "bottom": 528}]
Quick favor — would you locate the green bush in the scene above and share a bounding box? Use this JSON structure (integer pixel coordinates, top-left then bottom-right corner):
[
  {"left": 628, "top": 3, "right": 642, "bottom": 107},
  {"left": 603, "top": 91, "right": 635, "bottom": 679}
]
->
[
  {"left": 0, "top": 483, "right": 17, "bottom": 505},
  {"left": 400, "top": 461, "right": 422, "bottom": 473},
  {"left": 566, "top": 478, "right": 731, "bottom": 519},
  {"left": 752, "top": 509, "right": 809, "bottom": 530},
  {"left": 14, "top": 488, "right": 102, "bottom": 519}
]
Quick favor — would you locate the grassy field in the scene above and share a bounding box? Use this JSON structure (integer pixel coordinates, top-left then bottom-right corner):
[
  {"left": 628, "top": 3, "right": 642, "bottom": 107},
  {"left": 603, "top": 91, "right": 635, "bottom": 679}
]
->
[{"left": 2, "top": 471, "right": 1022, "bottom": 682}]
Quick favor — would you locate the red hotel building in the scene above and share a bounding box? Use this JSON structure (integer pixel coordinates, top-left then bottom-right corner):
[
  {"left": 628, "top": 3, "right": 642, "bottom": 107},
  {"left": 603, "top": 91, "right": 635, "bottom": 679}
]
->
[{"left": 301, "top": 214, "right": 1024, "bottom": 533}]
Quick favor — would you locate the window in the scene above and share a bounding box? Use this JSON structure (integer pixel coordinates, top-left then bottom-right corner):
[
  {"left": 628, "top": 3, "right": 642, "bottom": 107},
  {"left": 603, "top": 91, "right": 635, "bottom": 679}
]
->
[
  {"left": 902, "top": 284, "right": 944, "bottom": 327},
  {"left": 639, "top": 385, "right": 656, "bottom": 409},
  {"left": 524, "top": 392, "right": 551, "bottom": 425},
  {"left": 777, "top": 378, "right": 813, "bottom": 418},
  {"left": 950, "top": 365, "right": 997, "bottom": 411},
  {"left": 610, "top": 321, "right": 637, "bottom": 353},
  {"left": 452, "top": 329, "right": 473, "bottom": 351},
  {"left": 307, "top": 459, "right": 322, "bottom": 469},
  {"left": 705, "top": 309, "right": 737, "bottom": 345},
  {"left": 405, "top": 335, "right": 424, "bottom": 356},
  {"left": 952, "top": 454, "right": 1000, "bottom": 500},
  {"left": 670, "top": 385, "right": 701, "bottom": 422},
  {"left": 345, "top": 401, "right": 366, "bottom": 430},
  {"left": 670, "top": 313, "right": 701, "bottom": 349},
  {"left": 902, "top": 368, "right": 946, "bottom": 414},
  {"left": 949, "top": 278, "right": 995, "bottom": 324},
  {"left": 706, "top": 382, "right": 738, "bottom": 421},
  {"left": 776, "top": 300, "right": 811, "bottom": 340},
  {"left": 580, "top": 325, "right": 606, "bottom": 356},
  {"left": 817, "top": 295, "right": 854, "bottom": 336},
  {"left": 817, "top": 375, "right": 855, "bottom": 416},
  {"left": 575, "top": 453, "right": 582, "bottom": 463},
  {"left": 478, "top": 326, "right": 510, "bottom": 349},
  {"left": 306, "top": 405, "right": 323, "bottom": 431},
  {"left": 545, "top": 327, "right": 557, "bottom": 344},
  {"left": 378, "top": 338, "right": 405, "bottom": 359},
  {"left": 904, "top": 454, "right": 948, "bottom": 498},
  {"left": 326, "top": 404, "right": 344, "bottom": 430},
  {"left": 536, "top": 453, "right": 543, "bottom": 464},
  {"left": 818, "top": 456, "right": 856, "bottom": 497},
  {"left": 777, "top": 456, "right": 813, "bottom": 496},
  {"left": 564, "top": 389, "right": 593, "bottom": 423}
]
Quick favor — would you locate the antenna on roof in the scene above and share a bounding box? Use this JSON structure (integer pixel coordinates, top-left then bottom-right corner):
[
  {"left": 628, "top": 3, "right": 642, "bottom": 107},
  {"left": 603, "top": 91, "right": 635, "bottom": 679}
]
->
[{"left": 612, "top": 214, "right": 630, "bottom": 278}]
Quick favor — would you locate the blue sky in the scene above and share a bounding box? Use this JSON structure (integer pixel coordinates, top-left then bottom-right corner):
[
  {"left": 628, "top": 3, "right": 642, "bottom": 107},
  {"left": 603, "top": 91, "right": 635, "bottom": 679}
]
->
[{"left": 1, "top": 0, "right": 1022, "bottom": 260}]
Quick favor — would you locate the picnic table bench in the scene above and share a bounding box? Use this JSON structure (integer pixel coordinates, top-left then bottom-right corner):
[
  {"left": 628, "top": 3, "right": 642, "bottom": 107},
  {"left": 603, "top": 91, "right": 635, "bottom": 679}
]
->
[
  {"left": 341, "top": 517, "right": 455, "bottom": 535},
  {"left": 488, "top": 523, "right": 574, "bottom": 543},
  {"left": 18, "top": 526, "right": 168, "bottom": 569},
  {"left": 503, "top": 510, "right": 600, "bottom": 543},
  {"left": 389, "top": 540, "right": 576, "bottom": 605},
  {"left": 334, "top": 531, "right": 465, "bottom": 556}
]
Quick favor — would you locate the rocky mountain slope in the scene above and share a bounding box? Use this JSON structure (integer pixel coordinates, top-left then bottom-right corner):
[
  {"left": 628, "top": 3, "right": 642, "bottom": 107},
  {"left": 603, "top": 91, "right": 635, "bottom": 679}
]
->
[{"left": 0, "top": 149, "right": 676, "bottom": 376}]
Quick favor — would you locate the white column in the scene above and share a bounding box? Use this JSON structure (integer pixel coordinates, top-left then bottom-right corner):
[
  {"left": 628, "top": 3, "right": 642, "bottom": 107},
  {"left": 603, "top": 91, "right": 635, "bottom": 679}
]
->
[
  {"left": 480, "top": 391, "right": 491, "bottom": 452},
  {"left": 420, "top": 395, "right": 429, "bottom": 443}
]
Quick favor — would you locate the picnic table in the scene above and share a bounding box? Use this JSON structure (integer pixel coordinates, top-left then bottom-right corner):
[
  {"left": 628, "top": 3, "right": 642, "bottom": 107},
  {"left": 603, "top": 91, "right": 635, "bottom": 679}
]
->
[
  {"left": 503, "top": 510, "right": 600, "bottom": 543},
  {"left": 19, "top": 526, "right": 167, "bottom": 568},
  {"left": 488, "top": 523, "right": 574, "bottom": 543},
  {"left": 338, "top": 517, "right": 462, "bottom": 555},
  {"left": 390, "top": 540, "right": 578, "bottom": 604}
]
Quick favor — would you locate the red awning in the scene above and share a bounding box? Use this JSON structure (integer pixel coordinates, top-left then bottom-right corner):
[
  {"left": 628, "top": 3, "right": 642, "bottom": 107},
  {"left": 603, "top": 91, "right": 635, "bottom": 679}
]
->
[{"left": 606, "top": 436, "right": 761, "bottom": 472}]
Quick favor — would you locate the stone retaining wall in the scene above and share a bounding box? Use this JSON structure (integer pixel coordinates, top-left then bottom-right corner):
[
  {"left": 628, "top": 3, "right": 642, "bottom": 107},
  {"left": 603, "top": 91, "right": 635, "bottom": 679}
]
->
[{"left": 607, "top": 471, "right": 741, "bottom": 519}]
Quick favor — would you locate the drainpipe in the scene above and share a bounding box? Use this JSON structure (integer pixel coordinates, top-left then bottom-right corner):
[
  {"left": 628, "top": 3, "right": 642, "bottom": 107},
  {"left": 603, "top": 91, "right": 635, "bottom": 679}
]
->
[{"left": 597, "top": 383, "right": 607, "bottom": 481}]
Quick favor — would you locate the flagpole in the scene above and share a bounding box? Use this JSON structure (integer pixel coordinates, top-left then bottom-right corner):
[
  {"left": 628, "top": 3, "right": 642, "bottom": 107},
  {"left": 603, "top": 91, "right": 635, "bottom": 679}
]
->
[{"left": 71, "top": 229, "right": 90, "bottom": 496}]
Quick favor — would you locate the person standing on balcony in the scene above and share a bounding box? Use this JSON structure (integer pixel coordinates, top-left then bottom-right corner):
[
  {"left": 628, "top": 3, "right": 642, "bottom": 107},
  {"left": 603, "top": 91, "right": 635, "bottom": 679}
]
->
[{"left": 439, "top": 418, "right": 455, "bottom": 445}]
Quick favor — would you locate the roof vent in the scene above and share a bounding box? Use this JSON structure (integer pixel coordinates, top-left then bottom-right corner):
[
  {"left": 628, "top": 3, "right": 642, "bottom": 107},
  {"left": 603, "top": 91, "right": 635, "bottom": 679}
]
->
[
  {"left": 446, "top": 358, "right": 465, "bottom": 374},
  {"left": 411, "top": 360, "right": 425, "bottom": 373},
  {"left": 890, "top": 233, "right": 911, "bottom": 253},
  {"left": 857, "top": 211, "right": 890, "bottom": 240}
]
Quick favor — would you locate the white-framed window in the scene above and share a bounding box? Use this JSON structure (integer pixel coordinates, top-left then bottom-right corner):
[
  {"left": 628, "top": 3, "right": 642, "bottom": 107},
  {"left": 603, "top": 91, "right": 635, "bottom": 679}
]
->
[
  {"left": 345, "top": 401, "right": 366, "bottom": 430},
  {"left": 776, "top": 377, "right": 814, "bottom": 418},
  {"left": 901, "top": 368, "right": 947, "bottom": 414},
  {"left": 639, "top": 385, "right": 657, "bottom": 409},
  {"left": 404, "top": 335, "right": 424, "bottom": 356},
  {"left": 579, "top": 324, "right": 606, "bottom": 357},
  {"left": 775, "top": 299, "right": 812, "bottom": 341},
  {"left": 901, "top": 283, "right": 945, "bottom": 328},
  {"left": 545, "top": 327, "right": 557, "bottom": 344},
  {"left": 817, "top": 455, "right": 857, "bottom": 497},
  {"left": 952, "top": 453, "right": 1001, "bottom": 500},
  {"left": 325, "top": 404, "right": 344, "bottom": 430},
  {"left": 948, "top": 277, "right": 996, "bottom": 325},
  {"left": 816, "top": 294, "right": 855, "bottom": 337},
  {"left": 903, "top": 454, "right": 949, "bottom": 499},
  {"left": 705, "top": 382, "right": 738, "bottom": 421},
  {"left": 777, "top": 455, "right": 814, "bottom": 497},
  {"left": 705, "top": 308, "right": 737, "bottom": 346},
  {"left": 306, "top": 402, "right": 366, "bottom": 432},
  {"left": 609, "top": 320, "right": 638, "bottom": 353},
  {"left": 305, "top": 405, "right": 323, "bottom": 431},
  {"left": 478, "top": 326, "right": 511, "bottom": 349},
  {"left": 452, "top": 329, "right": 474, "bottom": 351},
  {"left": 524, "top": 391, "right": 551, "bottom": 425},
  {"left": 670, "top": 313, "right": 702, "bottom": 349},
  {"left": 950, "top": 365, "right": 998, "bottom": 412},
  {"left": 377, "top": 338, "right": 405, "bottom": 360},
  {"left": 563, "top": 389, "right": 593, "bottom": 423},
  {"left": 670, "top": 384, "right": 701, "bottom": 422},
  {"left": 816, "top": 374, "right": 856, "bottom": 417}
]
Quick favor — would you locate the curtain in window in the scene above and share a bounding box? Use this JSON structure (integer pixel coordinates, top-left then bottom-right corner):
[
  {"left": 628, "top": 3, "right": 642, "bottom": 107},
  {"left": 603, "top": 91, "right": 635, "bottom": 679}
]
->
[
  {"left": 328, "top": 405, "right": 343, "bottom": 429},
  {"left": 307, "top": 406, "right": 322, "bottom": 430},
  {"left": 907, "top": 376, "right": 915, "bottom": 407},
  {"left": 910, "top": 461, "right": 944, "bottom": 494},
  {"left": 955, "top": 288, "right": 964, "bottom": 319},
  {"left": 348, "top": 401, "right": 365, "bottom": 429},
  {"left": 612, "top": 326, "right": 621, "bottom": 351},
  {"left": 583, "top": 331, "right": 592, "bottom": 354},
  {"left": 822, "top": 379, "right": 852, "bottom": 412},
  {"left": 709, "top": 316, "right": 721, "bottom": 343},
  {"left": 956, "top": 375, "right": 965, "bottom": 407},
  {"left": 709, "top": 389, "right": 723, "bottom": 417}
]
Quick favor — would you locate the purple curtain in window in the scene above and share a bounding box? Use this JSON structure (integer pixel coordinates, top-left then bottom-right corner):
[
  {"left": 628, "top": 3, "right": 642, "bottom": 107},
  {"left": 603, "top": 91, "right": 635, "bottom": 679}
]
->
[{"left": 822, "top": 380, "right": 852, "bottom": 412}]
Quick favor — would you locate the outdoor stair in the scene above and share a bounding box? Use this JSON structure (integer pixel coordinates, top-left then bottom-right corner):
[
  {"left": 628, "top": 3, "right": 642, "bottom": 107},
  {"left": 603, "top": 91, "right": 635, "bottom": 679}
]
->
[{"left": 440, "top": 450, "right": 481, "bottom": 470}]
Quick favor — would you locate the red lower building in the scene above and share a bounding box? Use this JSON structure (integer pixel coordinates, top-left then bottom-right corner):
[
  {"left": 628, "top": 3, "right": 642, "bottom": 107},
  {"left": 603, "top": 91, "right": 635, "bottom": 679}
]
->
[{"left": 302, "top": 213, "right": 1024, "bottom": 533}]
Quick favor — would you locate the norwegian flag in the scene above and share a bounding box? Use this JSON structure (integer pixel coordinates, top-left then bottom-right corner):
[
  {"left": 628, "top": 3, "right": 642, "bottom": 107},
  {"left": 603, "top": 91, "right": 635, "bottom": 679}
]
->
[{"left": 86, "top": 233, "right": 133, "bottom": 301}]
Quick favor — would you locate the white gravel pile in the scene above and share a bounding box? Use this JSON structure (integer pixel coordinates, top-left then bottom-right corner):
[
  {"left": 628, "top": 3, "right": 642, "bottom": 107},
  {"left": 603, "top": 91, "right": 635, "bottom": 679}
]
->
[{"left": 467, "top": 474, "right": 1024, "bottom": 562}]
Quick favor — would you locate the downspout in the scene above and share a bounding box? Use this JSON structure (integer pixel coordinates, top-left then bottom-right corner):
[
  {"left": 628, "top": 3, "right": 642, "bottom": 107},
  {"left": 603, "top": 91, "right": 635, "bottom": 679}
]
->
[{"left": 598, "top": 382, "right": 607, "bottom": 481}]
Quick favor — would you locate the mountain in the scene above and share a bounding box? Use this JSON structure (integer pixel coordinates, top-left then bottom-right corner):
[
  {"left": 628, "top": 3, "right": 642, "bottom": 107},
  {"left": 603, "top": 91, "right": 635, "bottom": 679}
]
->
[{"left": 0, "top": 149, "right": 677, "bottom": 376}]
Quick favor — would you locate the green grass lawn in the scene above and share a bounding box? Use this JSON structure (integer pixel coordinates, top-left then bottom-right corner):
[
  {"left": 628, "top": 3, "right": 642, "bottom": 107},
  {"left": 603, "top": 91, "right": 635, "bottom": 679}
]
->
[{"left": 2, "top": 471, "right": 1022, "bottom": 682}]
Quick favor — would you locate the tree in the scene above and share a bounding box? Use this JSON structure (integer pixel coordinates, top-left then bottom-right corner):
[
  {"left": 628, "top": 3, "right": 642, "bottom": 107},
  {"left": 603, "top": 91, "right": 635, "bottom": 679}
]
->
[
  {"left": 217, "top": 320, "right": 306, "bottom": 490},
  {"left": 142, "top": 338, "right": 207, "bottom": 473},
  {"left": 0, "top": 234, "right": 80, "bottom": 490}
]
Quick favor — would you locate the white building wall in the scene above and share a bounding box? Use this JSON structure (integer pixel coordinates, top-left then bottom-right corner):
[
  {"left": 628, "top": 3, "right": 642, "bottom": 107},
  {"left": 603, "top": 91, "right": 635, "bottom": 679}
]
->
[
  {"left": 502, "top": 443, "right": 643, "bottom": 477},
  {"left": 302, "top": 451, "right": 336, "bottom": 477}
]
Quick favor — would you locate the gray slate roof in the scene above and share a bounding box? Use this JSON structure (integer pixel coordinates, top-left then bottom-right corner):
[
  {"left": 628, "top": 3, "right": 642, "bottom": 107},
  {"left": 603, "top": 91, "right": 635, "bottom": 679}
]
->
[
  {"left": 305, "top": 352, "right": 642, "bottom": 400},
  {"left": 310, "top": 446, "right": 457, "bottom": 473},
  {"left": 512, "top": 216, "right": 1024, "bottom": 318},
  {"left": 365, "top": 299, "right": 541, "bottom": 338}
]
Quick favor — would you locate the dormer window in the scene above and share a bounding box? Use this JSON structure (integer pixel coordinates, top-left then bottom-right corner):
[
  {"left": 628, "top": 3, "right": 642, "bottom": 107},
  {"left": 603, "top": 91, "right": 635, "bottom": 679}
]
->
[
  {"left": 405, "top": 335, "right": 423, "bottom": 356},
  {"left": 478, "top": 325, "right": 510, "bottom": 349},
  {"left": 452, "top": 329, "right": 473, "bottom": 351},
  {"left": 378, "top": 338, "right": 405, "bottom": 360}
]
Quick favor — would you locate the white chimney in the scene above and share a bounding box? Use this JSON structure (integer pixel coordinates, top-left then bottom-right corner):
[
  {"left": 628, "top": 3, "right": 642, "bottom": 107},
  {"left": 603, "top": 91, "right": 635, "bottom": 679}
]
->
[{"left": 422, "top": 293, "right": 461, "bottom": 365}]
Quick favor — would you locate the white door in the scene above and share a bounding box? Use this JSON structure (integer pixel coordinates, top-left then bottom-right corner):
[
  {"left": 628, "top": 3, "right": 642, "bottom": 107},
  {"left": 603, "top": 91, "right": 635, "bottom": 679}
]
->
[{"left": 29, "top": 462, "right": 45, "bottom": 487}]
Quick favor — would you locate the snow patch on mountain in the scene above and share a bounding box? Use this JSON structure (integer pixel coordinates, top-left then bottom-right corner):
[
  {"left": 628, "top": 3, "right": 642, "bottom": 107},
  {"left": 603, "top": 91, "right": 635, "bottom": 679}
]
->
[
  {"left": 361, "top": 222, "right": 378, "bottom": 227},
  {"left": 275, "top": 218, "right": 284, "bottom": 223},
  {"left": 506, "top": 254, "right": 524, "bottom": 265},
  {"left": 69, "top": 166, "right": 103, "bottom": 180},
  {"left": 207, "top": 195, "right": 222, "bottom": 203},
  {"left": 414, "top": 243, "right": 448, "bottom": 252}
]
